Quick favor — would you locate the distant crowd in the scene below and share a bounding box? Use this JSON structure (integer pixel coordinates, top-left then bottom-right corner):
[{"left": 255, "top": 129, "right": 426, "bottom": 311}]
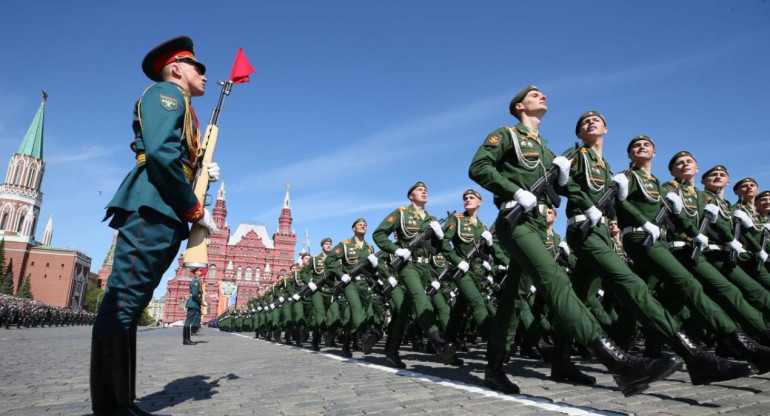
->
[{"left": 0, "top": 294, "right": 95, "bottom": 329}]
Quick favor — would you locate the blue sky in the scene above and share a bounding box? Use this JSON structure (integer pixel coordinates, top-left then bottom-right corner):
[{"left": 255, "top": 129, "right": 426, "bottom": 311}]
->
[{"left": 1, "top": 1, "right": 769, "bottom": 299}]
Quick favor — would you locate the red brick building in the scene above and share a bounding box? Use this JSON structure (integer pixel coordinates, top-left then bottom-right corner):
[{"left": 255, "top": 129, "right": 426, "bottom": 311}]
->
[
  {"left": 163, "top": 182, "right": 297, "bottom": 323},
  {"left": 0, "top": 93, "right": 93, "bottom": 309}
]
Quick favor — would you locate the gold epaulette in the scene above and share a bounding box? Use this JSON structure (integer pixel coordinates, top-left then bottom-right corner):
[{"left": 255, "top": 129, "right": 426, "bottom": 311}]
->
[
  {"left": 342, "top": 239, "right": 351, "bottom": 244},
  {"left": 398, "top": 206, "right": 409, "bottom": 211},
  {"left": 454, "top": 213, "right": 465, "bottom": 217},
  {"left": 580, "top": 148, "right": 589, "bottom": 153}
]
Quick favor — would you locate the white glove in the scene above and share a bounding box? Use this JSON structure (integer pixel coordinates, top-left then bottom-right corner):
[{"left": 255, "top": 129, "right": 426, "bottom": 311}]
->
[
  {"left": 703, "top": 204, "right": 720, "bottom": 223},
  {"left": 585, "top": 205, "right": 603, "bottom": 226},
  {"left": 269, "top": 304, "right": 275, "bottom": 310},
  {"left": 257, "top": 306, "right": 262, "bottom": 311},
  {"left": 498, "top": 265, "right": 508, "bottom": 271},
  {"left": 278, "top": 296, "right": 285, "bottom": 303},
  {"left": 367, "top": 254, "right": 378, "bottom": 267},
  {"left": 611, "top": 173, "right": 629, "bottom": 201},
  {"left": 693, "top": 233, "right": 709, "bottom": 251},
  {"left": 514, "top": 188, "right": 538, "bottom": 212},
  {"left": 251, "top": 309, "right": 255, "bottom": 313},
  {"left": 552, "top": 156, "right": 571, "bottom": 186},
  {"left": 727, "top": 239, "right": 743, "bottom": 253},
  {"left": 341, "top": 274, "right": 351, "bottom": 284},
  {"left": 207, "top": 162, "right": 220, "bottom": 182},
  {"left": 759, "top": 250, "right": 769, "bottom": 263},
  {"left": 529, "top": 285, "right": 537, "bottom": 295},
  {"left": 734, "top": 210, "right": 753, "bottom": 228},
  {"left": 308, "top": 282, "right": 318, "bottom": 292},
  {"left": 558, "top": 240, "right": 571, "bottom": 256},
  {"left": 642, "top": 221, "right": 661, "bottom": 243},
  {"left": 457, "top": 260, "right": 470, "bottom": 273},
  {"left": 196, "top": 209, "right": 219, "bottom": 234},
  {"left": 486, "top": 276, "right": 495, "bottom": 284},
  {"left": 597, "top": 289, "right": 605, "bottom": 298},
  {"left": 395, "top": 248, "right": 411, "bottom": 260},
  {"left": 482, "top": 261, "right": 492, "bottom": 272},
  {"left": 292, "top": 294, "right": 300, "bottom": 301},
  {"left": 429, "top": 221, "right": 444, "bottom": 240},
  {"left": 430, "top": 281, "right": 441, "bottom": 290},
  {"left": 481, "top": 230, "right": 493, "bottom": 246},
  {"left": 665, "top": 193, "right": 683, "bottom": 215},
  {"left": 388, "top": 276, "right": 398, "bottom": 288},
  {"left": 449, "top": 291, "right": 456, "bottom": 299}
]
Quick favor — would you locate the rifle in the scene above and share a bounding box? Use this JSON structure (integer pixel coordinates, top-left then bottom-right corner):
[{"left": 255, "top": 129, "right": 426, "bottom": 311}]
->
[
  {"left": 184, "top": 80, "right": 234, "bottom": 269},
  {"left": 578, "top": 166, "right": 634, "bottom": 239},
  {"left": 642, "top": 181, "right": 684, "bottom": 252},
  {"left": 729, "top": 212, "right": 743, "bottom": 268},
  {"left": 427, "top": 225, "right": 496, "bottom": 296},
  {"left": 757, "top": 228, "right": 769, "bottom": 273},
  {"left": 388, "top": 210, "right": 456, "bottom": 273},
  {"left": 331, "top": 252, "right": 380, "bottom": 296},
  {"left": 690, "top": 207, "right": 717, "bottom": 265},
  {"left": 505, "top": 143, "right": 584, "bottom": 228}
]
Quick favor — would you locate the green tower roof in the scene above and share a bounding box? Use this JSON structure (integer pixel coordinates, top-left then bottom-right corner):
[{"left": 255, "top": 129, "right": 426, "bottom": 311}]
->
[{"left": 18, "top": 93, "right": 46, "bottom": 160}]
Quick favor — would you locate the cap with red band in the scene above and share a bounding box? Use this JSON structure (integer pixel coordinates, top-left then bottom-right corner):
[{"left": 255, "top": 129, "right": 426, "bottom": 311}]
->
[{"left": 142, "top": 36, "right": 206, "bottom": 82}]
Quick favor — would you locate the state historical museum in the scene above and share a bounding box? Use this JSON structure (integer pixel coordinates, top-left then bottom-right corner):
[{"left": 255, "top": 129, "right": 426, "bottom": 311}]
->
[{"left": 163, "top": 183, "right": 297, "bottom": 324}]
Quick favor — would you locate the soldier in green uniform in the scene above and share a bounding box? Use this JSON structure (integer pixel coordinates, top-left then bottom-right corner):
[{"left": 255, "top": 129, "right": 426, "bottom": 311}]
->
[
  {"left": 468, "top": 86, "right": 684, "bottom": 396},
  {"left": 301, "top": 238, "right": 334, "bottom": 350},
  {"left": 183, "top": 267, "right": 204, "bottom": 345},
  {"left": 617, "top": 136, "right": 762, "bottom": 379},
  {"left": 441, "top": 189, "right": 494, "bottom": 362},
  {"left": 325, "top": 218, "right": 379, "bottom": 357},
  {"left": 733, "top": 178, "right": 770, "bottom": 290},
  {"left": 757, "top": 190, "right": 770, "bottom": 218},
  {"left": 373, "top": 182, "right": 457, "bottom": 368},
  {"left": 90, "top": 36, "right": 219, "bottom": 416},
  {"left": 664, "top": 155, "right": 770, "bottom": 343}
]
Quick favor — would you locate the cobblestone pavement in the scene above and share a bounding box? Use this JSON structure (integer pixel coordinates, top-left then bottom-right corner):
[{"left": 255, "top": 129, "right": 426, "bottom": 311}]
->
[{"left": 2, "top": 326, "right": 770, "bottom": 415}]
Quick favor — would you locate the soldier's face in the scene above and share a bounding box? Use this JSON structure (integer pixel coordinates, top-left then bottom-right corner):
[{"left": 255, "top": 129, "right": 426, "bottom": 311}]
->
[
  {"left": 609, "top": 220, "right": 619, "bottom": 236},
  {"left": 516, "top": 90, "right": 548, "bottom": 115},
  {"left": 463, "top": 194, "right": 481, "bottom": 210},
  {"left": 670, "top": 156, "right": 698, "bottom": 180},
  {"left": 578, "top": 116, "right": 607, "bottom": 140},
  {"left": 758, "top": 197, "right": 770, "bottom": 215},
  {"left": 546, "top": 209, "right": 556, "bottom": 224},
  {"left": 701, "top": 171, "right": 728, "bottom": 191},
  {"left": 409, "top": 187, "right": 428, "bottom": 204},
  {"left": 738, "top": 181, "right": 758, "bottom": 199},
  {"left": 302, "top": 256, "right": 311, "bottom": 265},
  {"left": 353, "top": 221, "right": 367, "bottom": 234},
  {"left": 322, "top": 241, "right": 332, "bottom": 253},
  {"left": 628, "top": 140, "right": 655, "bottom": 162},
  {"left": 180, "top": 61, "right": 207, "bottom": 97}
]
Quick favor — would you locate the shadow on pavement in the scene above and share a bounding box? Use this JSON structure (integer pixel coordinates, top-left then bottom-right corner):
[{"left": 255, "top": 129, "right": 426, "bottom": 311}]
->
[{"left": 136, "top": 373, "right": 240, "bottom": 412}]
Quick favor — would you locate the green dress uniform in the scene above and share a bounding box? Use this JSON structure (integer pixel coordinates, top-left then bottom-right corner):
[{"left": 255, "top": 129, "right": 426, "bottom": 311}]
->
[
  {"left": 90, "top": 36, "right": 209, "bottom": 416},
  {"left": 325, "top": 237, "right": 376, "bottom": 339},
  {"left": 301, "top": 253, "right": 333, "bottom": 345},
  {"left": 441, "top": 213, "right": 492, "bottom": 344},
  {"left": 734, "top": 199, "right": 770, "bottom": 291},
  {"left": 661, "top": 180, "right": 770, "bottom": 339},
  {"left": 701, "top": 189, "right": 770, "bottom": 320},
  {"left": 427, "top": 254, "right": 451, "bottom": 332},
  {"left": 183, "top": 276, "right": 201, "bottom": 344}
]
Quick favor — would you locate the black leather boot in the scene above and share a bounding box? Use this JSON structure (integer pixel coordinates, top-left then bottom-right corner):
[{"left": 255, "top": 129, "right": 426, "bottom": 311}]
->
[
  {"left": 360, "top": 327, "right": 377, "bottom": 355},
  {"left": 723, "top": 330, "right": 770, "bottom": 374},
  {"left": 295, "top": 325, "right": 305, "bottom": 347},
  {"left": 551, "top": 339, "right": 595, "bottom": 385},
  {"left": 428, "top": 331, "right": 457, "bottom": 365},
  {"left": 311, "top": 331, "right": 321, "bottom": 351},
  {"left": 669, "top": 332, "right": 757, "bottom": 385},
  {"left": 90, "top": 335, "right": 135, "bottom": 415},
  {"left": 483, "top": 345, "right": 520, "bottom": 394},
  {"left": 341, "top": 333, "right": 353, "bottom": 358},
  {"left": 183, "top": 327, "right": 197, "bottom": 345},
  {"left": 643, "top": 334, "right": 663, "bottom": 358},
  {"left": 587, "top": 335, "right": 683, "bottom": 396},
  {"left": 384, "top": 335, "right": 406, "bottom": 369}
]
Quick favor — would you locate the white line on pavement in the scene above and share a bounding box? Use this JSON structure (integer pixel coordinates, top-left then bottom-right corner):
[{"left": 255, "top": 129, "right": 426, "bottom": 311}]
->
[{"left": 230, "top": 333, "right": 629, "bottom": 416}]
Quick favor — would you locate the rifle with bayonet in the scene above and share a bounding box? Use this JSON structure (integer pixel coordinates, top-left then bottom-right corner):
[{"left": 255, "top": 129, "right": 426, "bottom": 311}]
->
[
  {"left": 643, "top": 180, "right": 685, "bottom": 252},
  {"left": 505, "top": 143, "right": 584, "bottom": 228},
  {"left": 690, "top": 201, "right": 718, "bottom": 265}
]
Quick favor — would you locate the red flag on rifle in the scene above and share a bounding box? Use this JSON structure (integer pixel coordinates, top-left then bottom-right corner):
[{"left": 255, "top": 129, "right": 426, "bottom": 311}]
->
[{"left": 229, "top": 48, "right": 257, "bottom": 84}]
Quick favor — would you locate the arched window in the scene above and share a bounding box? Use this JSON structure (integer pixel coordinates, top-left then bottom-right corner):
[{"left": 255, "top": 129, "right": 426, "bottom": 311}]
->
[
  {"left": 245, "top": 267, "right": 252, "bottom": 280},
  {"left": 254, "top": 268, "right": 261, "bottom": 280},
  {"left": 0, "top": 213, "right": 7, "bottom": 230},
  {"left": 16, "top": 215, "right": 25, "bottom": 233},
  {"left": 208, "top": 265, "right": 217, "bottom": 279},
  {"left": 237, "top": 266, "right": 242, "bottom": 279},
  {"left": 27, "top": 168, "right": 36, "bottom": 188},
  {"left": 13, "top": 164, "right": 23, "bottom": 185}
]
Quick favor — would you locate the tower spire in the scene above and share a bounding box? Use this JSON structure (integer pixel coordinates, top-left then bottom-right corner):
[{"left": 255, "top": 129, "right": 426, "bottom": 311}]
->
[
  {"left": 18, "top": 91, "right": 46, "bottom": 160},
  {"left": 283, "top": 183, "right": 291, "bottom": 209},
  {"left": 42, "top": 215, "right": 53, "bottom": 246}
]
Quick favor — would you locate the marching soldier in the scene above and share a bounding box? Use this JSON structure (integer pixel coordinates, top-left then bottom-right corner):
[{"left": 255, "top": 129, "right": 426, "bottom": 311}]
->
[
  {"left": 90, "top": 36, "right": 219, "bottom": 416},
  {"left": 301, "top": 238, "right": 334, "bottom": 350},
  {"left": 733, "top": 178, "right": 770, "bottom": 290},
  {"left": 468, "top": 86, "right": 684, "bottom": 396}
]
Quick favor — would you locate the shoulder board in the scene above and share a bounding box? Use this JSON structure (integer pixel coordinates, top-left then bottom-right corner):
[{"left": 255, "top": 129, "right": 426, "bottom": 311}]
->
[
  {"left": 665, "top": 180, "right": 679, "bottom": 186},
  {"left": 342, "top": 239, "right": 352, "bottom": 244},
  {"left": 580, "top": 148, "right": 588, "bottom": 153},
  {"left": 399, "top": 206, "right": 409, "bottom": 211},
  {"left": 454, "top": 213, "right": 465, "bottom": 218}
]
